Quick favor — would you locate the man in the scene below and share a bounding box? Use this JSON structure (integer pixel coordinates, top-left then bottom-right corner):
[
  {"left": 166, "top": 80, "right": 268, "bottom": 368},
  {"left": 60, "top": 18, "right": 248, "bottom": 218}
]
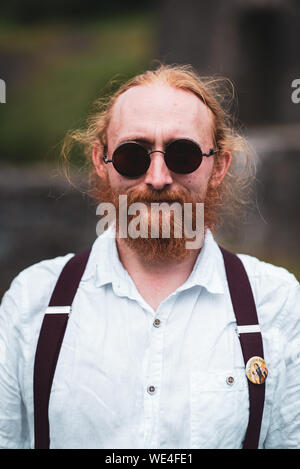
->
[{"left": 0, "top": 64, "right": 299, "bottom": 449}]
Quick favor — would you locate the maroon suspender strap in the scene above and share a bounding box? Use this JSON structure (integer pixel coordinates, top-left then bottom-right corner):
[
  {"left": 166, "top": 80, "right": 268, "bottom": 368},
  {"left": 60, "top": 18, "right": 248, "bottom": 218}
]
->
[
  {"left": 33, "top": 250, "right": 91, "bottom": 449},
  {"left": 33, "top": 247, "right": 265, "bottom": 449},
  {"left": 220, "top": 247, "right": 265, "bottom": 449}
]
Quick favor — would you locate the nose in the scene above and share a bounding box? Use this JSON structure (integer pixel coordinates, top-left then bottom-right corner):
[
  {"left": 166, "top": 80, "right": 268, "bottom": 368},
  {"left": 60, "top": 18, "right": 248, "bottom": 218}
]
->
[{"left": 144, "top": 151, "right": 173, "bottom": 190}]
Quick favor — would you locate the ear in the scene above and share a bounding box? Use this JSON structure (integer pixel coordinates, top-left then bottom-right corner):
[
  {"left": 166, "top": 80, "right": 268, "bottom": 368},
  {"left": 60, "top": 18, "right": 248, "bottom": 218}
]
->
[
  {"left": 92, "top": 142, "right": 106, "bottom": 178},
  {"left": 210, "top": 150, "right": 231, "bottom": 187}
]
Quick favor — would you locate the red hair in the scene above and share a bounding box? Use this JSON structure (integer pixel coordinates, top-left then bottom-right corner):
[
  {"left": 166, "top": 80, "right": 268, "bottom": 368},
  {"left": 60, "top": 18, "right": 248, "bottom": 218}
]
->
[{"left": 62, "top": 63, "right": 256, "bottom": 228}]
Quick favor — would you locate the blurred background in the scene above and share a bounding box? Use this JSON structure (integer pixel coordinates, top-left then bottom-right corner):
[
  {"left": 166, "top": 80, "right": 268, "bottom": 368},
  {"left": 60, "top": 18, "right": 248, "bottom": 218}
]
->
[{"left": 0, "top": 0, "right": 299, "bottom": 299}]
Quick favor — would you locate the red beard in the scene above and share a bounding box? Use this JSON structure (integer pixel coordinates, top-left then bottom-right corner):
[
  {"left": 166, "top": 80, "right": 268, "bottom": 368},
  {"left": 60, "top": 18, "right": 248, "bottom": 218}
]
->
[{"left": 94, "top": 171, "right": 222, "bottom": 263}]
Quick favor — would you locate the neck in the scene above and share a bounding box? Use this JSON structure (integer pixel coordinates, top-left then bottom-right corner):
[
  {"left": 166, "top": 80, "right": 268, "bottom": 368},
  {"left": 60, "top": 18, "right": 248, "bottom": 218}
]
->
[{"left": 116, "top": 235, "right": 200, "bottom": 282}]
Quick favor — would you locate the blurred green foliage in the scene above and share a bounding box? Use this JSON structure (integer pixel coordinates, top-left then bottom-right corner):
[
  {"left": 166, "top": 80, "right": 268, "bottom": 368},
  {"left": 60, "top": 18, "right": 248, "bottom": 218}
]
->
[
  {"left": 0, "top": 11, "right": 156, "bottom": 165},
  {"left": 1, "top": 0, "right": 157, "bottom": 23}
]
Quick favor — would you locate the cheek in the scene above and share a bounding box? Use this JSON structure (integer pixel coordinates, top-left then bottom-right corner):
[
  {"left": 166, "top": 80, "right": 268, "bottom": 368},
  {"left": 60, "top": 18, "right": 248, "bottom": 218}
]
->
[
  {"left": 175, "top": 159, "right": 214, "bottom": 194},
  {"left": 106, "top": 166, "right": 125, "bottom": 187},
  {"left": 107, "top": 166, "right": 143, "bottom": 192}
]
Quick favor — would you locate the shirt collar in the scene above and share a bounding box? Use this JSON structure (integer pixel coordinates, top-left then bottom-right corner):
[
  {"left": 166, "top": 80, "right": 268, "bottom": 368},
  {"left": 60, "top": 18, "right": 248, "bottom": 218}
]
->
[
  {"left": 82, "top": 224, "right": 127, "bottom": 287},
  {"left": 180, "top": 229, "right": 225, "bottom": 294},
  {"left": 85, "top": 225, "right": 225, "bottom": 295}
]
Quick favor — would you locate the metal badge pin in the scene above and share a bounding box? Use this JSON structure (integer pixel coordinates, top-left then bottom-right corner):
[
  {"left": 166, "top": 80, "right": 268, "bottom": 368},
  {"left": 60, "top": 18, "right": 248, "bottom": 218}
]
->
[{"left": 245, "top": 356, "right": 268, "bottom": 384}]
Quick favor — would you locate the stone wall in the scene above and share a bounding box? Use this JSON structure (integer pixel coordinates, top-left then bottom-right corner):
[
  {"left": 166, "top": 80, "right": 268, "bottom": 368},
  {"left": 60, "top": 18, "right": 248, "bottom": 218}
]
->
[
  {"left": 0, "top": 166, "right": 97, "bottom": 299},
  {"left": 158, "top": 0, "right": 300, "bottom": 125}
]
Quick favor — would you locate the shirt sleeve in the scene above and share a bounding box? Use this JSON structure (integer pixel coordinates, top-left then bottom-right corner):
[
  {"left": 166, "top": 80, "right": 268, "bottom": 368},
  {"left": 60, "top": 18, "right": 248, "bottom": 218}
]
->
[
  {"left": 264, "top": 278, "right": 300, "bottom": 448},
  {"left": 0, "top": 273, "right": 30, "bottom": 449}
]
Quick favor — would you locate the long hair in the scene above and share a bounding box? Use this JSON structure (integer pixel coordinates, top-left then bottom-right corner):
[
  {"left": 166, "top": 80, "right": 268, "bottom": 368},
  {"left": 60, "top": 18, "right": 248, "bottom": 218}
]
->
[{"left": 61, "top": 63, "right": 256, "bottom": 228}]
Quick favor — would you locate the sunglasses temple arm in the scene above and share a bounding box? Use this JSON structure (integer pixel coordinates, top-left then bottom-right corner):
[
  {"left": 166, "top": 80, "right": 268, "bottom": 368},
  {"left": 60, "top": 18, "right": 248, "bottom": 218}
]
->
[
  {"left": 102, "top": 154, "right": 113, "bottom": 164},
  {"left": 202, "top": 148, "right": 219, "bottom": 157}
]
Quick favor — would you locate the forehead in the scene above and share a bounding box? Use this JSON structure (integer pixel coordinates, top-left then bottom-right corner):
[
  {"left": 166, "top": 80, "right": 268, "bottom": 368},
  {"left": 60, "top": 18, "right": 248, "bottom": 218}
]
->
[{"left": 108, "top": 83, "right": 213, "bottom": 143}]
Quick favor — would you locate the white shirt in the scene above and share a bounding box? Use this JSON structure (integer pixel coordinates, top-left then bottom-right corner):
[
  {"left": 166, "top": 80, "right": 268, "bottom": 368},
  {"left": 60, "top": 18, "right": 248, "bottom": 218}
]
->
[{"left": 0, "top": 227, "right": 299, "bottom": 449}]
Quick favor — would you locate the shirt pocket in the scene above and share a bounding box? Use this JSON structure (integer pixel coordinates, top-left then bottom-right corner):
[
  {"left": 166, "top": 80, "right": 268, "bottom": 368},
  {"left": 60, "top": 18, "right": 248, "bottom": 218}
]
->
[{"left": 190, "top": 369, "right": 249, "bottom": 449}]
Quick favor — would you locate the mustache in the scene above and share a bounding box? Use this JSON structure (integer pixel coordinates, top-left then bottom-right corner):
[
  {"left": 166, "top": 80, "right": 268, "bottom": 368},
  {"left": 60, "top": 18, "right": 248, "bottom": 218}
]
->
[{"left": 123, "top": 186, "right": 199, "bottom": 205}]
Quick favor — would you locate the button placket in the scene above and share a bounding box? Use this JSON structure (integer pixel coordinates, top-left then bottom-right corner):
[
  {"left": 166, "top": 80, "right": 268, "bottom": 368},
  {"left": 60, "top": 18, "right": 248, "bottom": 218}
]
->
[{"left": 143, "top": 297, "right": 177, "bottom": 448}]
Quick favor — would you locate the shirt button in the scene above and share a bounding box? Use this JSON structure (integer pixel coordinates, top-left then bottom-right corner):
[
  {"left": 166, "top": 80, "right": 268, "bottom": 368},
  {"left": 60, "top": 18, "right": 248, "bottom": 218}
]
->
[
  {"left": 147, "top": 385, "right": 156, "bottom": 394},
  {"left": 226, "top": 376, "right": 235, "bottom": 386},
  {"left": 153, "top": 318, "right": 161, "bottom": 328}
]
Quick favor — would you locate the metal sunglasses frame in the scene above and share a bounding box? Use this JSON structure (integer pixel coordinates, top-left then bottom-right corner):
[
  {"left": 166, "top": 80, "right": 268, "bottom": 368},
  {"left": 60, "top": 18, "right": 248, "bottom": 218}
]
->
[{"left": 102, "top": 138, "right": 219, "bottom": 174}]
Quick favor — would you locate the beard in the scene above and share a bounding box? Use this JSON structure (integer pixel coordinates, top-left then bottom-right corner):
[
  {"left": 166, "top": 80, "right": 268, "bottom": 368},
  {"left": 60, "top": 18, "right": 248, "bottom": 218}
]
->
[{"left": 95, "top": 170, "right": 222, "bottom": 264}]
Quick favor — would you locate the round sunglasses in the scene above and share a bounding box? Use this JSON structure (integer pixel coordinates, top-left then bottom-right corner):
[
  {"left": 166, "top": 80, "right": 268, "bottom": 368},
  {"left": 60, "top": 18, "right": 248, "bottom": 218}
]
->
[{"left": 102, "top": 138, "right": 219, "bottom": 178}]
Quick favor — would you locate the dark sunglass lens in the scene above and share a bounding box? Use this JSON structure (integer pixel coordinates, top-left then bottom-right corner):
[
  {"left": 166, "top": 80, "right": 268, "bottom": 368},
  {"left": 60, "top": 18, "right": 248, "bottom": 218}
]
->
[
  {"left": 113, "top": 142, "right": 150, "bottom": 178},
  {"left": 165, "top": 139, "right": 202, "bottom": 174}
]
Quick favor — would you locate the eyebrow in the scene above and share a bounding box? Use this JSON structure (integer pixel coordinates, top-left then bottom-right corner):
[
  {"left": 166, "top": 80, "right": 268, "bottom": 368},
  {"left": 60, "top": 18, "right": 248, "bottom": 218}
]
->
[
  {"left": 117, "top": 136, "right": 199, "bottom": 147},
  {"left": 117, "top": 137, "right": 154, "bottom": 147}
]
